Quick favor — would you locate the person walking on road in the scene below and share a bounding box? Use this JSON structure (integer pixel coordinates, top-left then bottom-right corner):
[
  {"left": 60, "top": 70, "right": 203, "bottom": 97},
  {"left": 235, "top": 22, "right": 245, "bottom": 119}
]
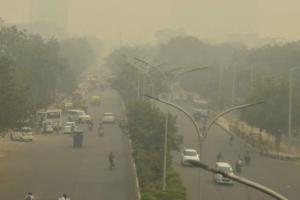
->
[
  {"left": 59, "top": 194, "right": 70, "bottom": 200},
  {"left": 24, "top": 192, "right": 35, "bottom": 200}
]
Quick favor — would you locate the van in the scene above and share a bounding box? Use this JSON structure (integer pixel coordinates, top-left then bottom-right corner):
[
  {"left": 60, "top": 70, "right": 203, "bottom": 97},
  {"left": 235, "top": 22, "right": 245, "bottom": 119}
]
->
[{"left": 66, "top": 109, "right": 86, "bottom": 122}]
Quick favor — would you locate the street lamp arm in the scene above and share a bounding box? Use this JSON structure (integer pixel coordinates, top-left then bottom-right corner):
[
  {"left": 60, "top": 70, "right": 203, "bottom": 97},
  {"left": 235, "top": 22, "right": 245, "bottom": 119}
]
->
[
  {"left": 189, "top": 160, "right": 288, "bottom": 200},
  {"left": 145, "top": 95, "right": 202, "bottom": 145},
  {"left": 204, "top": 101, "right": 265, "bottom": 137},
  {"left": 175, "top": 66, "right": 209, "bottom": 77}
]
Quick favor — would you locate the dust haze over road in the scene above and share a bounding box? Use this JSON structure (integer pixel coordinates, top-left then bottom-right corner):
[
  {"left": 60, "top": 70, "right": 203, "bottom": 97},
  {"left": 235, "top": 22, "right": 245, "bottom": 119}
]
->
[{"left": 0, "top": 88, "right": 136, "bottom": 200}]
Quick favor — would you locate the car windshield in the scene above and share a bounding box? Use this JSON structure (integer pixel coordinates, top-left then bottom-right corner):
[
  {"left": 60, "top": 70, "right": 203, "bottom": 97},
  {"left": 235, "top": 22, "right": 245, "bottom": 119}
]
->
[{"left": 184, "top": 151, "right": 197, "bottom": 156}]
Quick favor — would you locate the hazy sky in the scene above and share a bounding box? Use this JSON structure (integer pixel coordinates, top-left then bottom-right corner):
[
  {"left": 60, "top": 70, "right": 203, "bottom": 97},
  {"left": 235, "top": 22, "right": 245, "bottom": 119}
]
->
[{"left": 0, "top": 0, "right": 300, "bottom": 47}]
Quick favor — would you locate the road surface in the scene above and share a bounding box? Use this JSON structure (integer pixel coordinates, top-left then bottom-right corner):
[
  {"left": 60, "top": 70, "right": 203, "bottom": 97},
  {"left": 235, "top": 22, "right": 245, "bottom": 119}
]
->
[
  {"left": 0, "top": 88, "right": 137, "bottom": 200},
  {"left": 170, "top": 101, "right": 300, "bottom": 200}
]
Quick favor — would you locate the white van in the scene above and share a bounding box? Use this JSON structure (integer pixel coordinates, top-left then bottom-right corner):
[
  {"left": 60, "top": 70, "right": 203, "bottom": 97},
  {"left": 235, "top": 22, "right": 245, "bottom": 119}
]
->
[{"left": 66, "top": 109, "right": 86, "bottom": 122}]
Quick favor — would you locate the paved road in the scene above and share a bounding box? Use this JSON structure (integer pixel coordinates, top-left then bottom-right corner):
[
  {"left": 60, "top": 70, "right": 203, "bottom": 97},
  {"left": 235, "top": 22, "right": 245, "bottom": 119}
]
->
[
  {"left": 170, "top": 101, "right": 300, "bottom": 200},
  {"left": 0, "top": 88, "right": 137, "bottom": 200}
]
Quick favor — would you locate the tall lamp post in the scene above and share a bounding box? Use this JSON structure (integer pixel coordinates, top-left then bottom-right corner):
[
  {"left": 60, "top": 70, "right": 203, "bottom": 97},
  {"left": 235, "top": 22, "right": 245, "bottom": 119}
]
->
[
  {"left": 135, "top": 57, "right": 208, "bottom": 190},
  {"left": 288, "top": 67, "right": 300, "bottom": 139}
]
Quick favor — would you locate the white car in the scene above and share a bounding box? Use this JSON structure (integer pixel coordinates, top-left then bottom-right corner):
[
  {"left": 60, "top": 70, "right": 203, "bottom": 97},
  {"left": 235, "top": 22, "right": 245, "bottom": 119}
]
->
[
  {"left": 214, "top": 162, "right": 234, "bottom": 185},
  {"left": 102, "top": 112, "right": 115, "bottom": 123},
  {"left": 20, "top": 127, "right": 34, "bottom": 142},
  {"left": 63, "top": 122, "right": 77, "bottom": 134},
  {"left": 181, "top": 149, "right": 200, "bottom": 166},
  {"left": 10, "top": 127, "right": 34, "bottom": 142}
]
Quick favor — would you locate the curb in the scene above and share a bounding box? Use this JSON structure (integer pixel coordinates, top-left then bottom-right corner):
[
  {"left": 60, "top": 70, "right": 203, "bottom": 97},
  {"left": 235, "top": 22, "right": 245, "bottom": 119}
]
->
[
  {"left": 118, "top": 94, "right": 141, "bottom": 200},
  {"left": 128, "top": 138, "right": 141, "bottom": 200}
]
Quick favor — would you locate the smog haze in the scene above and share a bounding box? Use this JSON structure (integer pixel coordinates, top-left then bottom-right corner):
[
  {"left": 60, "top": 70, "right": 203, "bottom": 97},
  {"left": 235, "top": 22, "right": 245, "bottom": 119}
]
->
[{"left": 0, "top": 0, "right": 300, "bottom": 47}]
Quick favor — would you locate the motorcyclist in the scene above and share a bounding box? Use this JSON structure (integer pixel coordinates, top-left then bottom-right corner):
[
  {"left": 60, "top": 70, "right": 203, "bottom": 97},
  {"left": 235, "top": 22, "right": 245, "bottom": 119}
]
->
[
  {"left": 229, "top": 135, "right": 234, "bottom": 146},
  {"left": 217, "top": 152, "right": 223, "bottom": 161},
  {"left": 24, "top": 192, "right": 35, "bottom": 200},
  {"left": 236, "top": 156, "right": 243, "bottom": 173},
  {"left": 244, "top": 151, "right": 251, "bottom": 166},
  {"left": 88, "top": 119, "right": 93, "bottom": 131},
  {"left": 109, "top": 152, "right": 115, "bottom": 169},
  {"left": 98, "top": 124, "right": 104, "bottom": 136}
]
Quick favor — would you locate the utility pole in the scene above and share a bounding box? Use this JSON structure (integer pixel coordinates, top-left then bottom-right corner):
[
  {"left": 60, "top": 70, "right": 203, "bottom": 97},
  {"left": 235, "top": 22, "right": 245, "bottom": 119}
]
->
[{"left": 231, "top": 66, "right": 236, "bottom": 106}]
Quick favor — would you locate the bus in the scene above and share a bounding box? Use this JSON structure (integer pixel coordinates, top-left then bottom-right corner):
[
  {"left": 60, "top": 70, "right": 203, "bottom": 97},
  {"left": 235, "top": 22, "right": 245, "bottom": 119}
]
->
[{"left": 46, "top": 109, "right": 63, "bottom": 129}]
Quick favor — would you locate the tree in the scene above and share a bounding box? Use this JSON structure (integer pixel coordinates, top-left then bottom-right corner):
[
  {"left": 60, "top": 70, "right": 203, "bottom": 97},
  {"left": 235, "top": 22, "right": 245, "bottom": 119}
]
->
[
  {"left": 0, "top": 57, "right": 31, "bottom": 131},
  {"left": 241, "top": 76, "right": 289, "bottom": 136}
]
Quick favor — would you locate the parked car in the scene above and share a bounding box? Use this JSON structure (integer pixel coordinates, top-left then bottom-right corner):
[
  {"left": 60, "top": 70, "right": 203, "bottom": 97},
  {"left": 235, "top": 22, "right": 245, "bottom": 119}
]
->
[
  {"left": 214, "top": 162, "right": 234, "bottom": 185},
  {"left": 102, "top": 112, "right": 115, "bottom": 123},
  {"left": 63, "top": 122, "right": 77, "bottom": 134},
  {"left": 10, "top": 127, "right": 34, "bottom": 142},
  {"left": 181, "top": 148, "right": 200, "bottom": 166},
  {"left": 10, "top": 131, "right": 23, "bottom": 141}
]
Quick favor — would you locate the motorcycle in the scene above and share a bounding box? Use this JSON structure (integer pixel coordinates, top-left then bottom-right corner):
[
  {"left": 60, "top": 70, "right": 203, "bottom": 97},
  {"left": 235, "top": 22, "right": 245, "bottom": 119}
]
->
[{"left": 98, "top": 127, "right": 104, "bottom": 136}]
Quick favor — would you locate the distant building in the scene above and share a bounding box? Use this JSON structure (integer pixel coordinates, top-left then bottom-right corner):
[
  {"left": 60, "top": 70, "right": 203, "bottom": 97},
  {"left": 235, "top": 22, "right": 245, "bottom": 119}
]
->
[{"left": 28, "top": 0, "right": 68, "bottom": 38}]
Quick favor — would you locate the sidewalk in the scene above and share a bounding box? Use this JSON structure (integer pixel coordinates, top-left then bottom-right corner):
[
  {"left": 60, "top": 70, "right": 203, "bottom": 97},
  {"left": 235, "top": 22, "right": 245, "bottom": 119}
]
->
[
  {"left": 216, "top": 115, "right": 300, "bottom": 161},
  {"left": 0, "top": 136, "right": 21, "bottom": 158}
]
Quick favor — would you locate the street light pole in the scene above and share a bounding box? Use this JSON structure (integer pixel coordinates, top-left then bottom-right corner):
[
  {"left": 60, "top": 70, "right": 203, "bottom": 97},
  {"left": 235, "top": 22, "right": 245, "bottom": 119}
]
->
[
  {"left": 288, "top": 67, "right": 300, "bottom": 138},
  {"left": 231, "top": 65, "right": 237, "bottom": 106},
  {"left": 203, "top": 101, "right": 265, "bottom": 137},
  {"left": 135, "top": 58, "right": 208, "bottom": 191}
]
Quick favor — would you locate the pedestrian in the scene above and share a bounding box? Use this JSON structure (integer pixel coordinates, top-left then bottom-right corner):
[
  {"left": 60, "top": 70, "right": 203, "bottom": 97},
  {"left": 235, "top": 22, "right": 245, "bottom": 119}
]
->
[
  {"left": 59, "top": 193, "right": 70, "bottom": 200},
  {"left": 24, "top": 192, "right": 35, "bottom": 200}
]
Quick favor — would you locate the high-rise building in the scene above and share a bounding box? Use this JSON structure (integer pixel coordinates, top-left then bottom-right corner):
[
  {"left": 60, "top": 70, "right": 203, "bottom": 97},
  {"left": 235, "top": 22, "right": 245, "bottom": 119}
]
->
[{"left": 29, "top": 0, "right": 68, "bottom": 37}]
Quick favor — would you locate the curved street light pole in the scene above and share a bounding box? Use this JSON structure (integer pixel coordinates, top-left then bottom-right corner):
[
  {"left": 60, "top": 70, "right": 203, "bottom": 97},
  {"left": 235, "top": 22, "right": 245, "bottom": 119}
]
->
[
  {"left": 203, "top": 101, "right": 265, "bottom": 137},
  {"left": 146, "top": 95, "right": 287, "bottom": 200},
  {"left": 145, "top": 95, "right": 203, "bottom": 147},
  {"left": 136, "top": 58, "right": 208, "bottom": 191}
]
